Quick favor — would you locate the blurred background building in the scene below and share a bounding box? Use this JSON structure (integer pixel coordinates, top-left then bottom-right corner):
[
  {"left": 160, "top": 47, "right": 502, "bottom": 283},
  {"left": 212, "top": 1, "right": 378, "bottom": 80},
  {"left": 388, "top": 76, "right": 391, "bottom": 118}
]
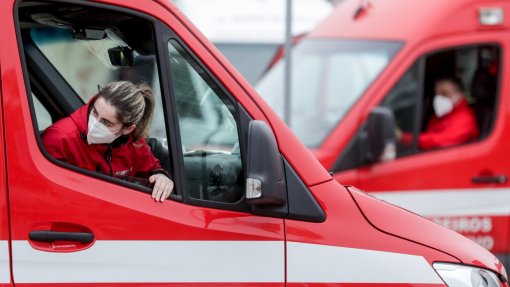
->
[{"left": 173, "top": 0, "right": 334, "bottom": 84}]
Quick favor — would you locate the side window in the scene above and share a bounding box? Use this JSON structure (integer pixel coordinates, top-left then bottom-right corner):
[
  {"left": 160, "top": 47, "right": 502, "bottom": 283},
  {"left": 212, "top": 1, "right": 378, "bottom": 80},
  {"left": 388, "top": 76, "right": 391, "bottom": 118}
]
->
[
  {"left": 168, "top": 40, "right": 244, "bottom": 204},
  {"left": 422, "top": 45, "right": 500, "bottom": 140},
  {"left": 32, "top": 94, "right": 52, "bottom": 131},
  {"left": 380, "top": 61, "right": 420, "bottom": 157},
  {"left": 19, "top": 2, "right": 172, "bottom": 190},
  {"left": 386, "top": 44, "right": 500, "bottom": 159},
  {"left": 334, "top": 44, "right": 500, "bottom": 171}
]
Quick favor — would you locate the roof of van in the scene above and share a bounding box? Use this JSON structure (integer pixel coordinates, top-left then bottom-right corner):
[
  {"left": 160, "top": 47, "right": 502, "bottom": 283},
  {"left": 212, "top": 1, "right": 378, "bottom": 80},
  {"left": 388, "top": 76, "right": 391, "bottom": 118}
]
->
[{"left": 309, "top": 0, "right": 510, "bottom": 41}]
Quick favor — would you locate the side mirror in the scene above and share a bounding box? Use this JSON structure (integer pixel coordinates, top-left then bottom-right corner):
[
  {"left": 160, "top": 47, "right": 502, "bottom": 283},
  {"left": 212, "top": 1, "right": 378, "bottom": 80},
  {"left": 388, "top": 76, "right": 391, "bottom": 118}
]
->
[
  {"left": 245, "top": 120, "right": 286, "bottom": 206},
  {"left": 362, "top": 107, "right": 397, "bottom": 163}
]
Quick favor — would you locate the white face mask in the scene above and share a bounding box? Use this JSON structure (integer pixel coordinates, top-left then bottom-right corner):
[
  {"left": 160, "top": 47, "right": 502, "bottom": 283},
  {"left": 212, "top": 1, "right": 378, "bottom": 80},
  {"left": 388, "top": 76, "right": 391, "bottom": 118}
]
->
[
  {"left": 433, "top": 94, "right": 454, "bottom": 118},
  {"left": 87, "top": 112, "right": 122, "bottom": 144}
]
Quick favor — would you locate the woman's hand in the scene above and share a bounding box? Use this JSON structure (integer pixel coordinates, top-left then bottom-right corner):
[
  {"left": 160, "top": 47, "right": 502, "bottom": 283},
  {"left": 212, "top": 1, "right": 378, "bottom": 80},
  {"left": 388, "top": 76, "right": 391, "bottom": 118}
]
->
[{"left": 149, "top": 173, "right": 174, "bottom": 202}]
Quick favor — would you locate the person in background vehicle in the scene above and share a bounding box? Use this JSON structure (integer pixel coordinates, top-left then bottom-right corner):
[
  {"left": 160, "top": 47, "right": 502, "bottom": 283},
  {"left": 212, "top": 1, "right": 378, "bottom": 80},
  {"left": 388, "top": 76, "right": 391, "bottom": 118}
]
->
[
  {"left": 42, "top": 81, "right": 174, "bottom": 202},
  {"left": 397, "top": 77, "right": 479, "bottom": 150}
]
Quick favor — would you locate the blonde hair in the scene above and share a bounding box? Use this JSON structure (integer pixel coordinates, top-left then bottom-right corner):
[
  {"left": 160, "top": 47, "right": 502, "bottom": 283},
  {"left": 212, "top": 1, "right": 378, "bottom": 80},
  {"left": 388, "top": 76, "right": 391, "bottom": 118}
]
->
[{"left": 98, "top": 81, "right": 154, "bottom": 141}]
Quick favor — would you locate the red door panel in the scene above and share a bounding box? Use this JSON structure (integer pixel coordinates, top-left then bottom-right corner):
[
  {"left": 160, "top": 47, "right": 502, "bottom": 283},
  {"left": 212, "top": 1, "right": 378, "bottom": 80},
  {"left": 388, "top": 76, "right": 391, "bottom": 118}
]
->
[
  {"left": 0, "top": 62, "right": 13, "bottom": 287},
  {"left": 1, "top": 0, "right": 285, "bottom": 285},
  {"left": 356, "top": 35, "right": 510, "bottom": 258}
]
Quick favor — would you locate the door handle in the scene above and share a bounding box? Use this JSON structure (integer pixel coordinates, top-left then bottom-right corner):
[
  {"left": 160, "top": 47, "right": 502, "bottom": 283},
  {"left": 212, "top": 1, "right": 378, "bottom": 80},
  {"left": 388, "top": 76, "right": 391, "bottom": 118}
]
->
[
  {"left": 472, "top": 175, "right": 507, "bottom": 184},
  {"left": 29, "top": 230, "right": 94, "bottom": 243}
]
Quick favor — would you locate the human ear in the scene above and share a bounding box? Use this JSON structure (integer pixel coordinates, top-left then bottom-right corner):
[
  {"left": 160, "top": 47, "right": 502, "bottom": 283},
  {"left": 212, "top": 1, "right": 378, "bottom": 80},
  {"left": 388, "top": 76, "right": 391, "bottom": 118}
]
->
[{"left": 122, "top": 124, "right": 136, "bottom": 135}]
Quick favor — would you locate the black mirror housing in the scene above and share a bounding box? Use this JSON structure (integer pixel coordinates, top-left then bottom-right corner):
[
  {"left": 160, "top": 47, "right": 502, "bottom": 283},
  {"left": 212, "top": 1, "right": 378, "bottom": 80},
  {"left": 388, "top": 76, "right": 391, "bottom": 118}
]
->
[
  {"left": 245, "top": 120, "right": 286, "bottom": 206},
  {"left": 363, "top": 107, "right": 396, "bottom": 163}
]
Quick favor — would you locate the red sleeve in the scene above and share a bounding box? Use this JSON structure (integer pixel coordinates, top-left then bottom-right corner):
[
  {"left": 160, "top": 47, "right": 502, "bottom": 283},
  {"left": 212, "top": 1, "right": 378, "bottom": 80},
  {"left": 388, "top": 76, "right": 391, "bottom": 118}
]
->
[
  {"left": 41, "top": 127, "right": 73, "bottom": 164},
  {"left": 418, "top": 113, "right": 479, "bottom": 150}
]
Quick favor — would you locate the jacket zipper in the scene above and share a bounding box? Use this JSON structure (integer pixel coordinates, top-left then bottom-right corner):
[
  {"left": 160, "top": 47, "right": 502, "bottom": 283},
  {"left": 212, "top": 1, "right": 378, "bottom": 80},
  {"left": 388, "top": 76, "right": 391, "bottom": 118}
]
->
[{"left": 104, "top": 145, "right": 113, "bottom": 176}]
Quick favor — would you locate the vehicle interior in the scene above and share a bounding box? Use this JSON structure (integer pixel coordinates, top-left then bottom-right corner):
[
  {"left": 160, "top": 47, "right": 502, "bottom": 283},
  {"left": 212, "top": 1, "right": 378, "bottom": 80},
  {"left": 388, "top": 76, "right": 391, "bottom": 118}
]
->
[
  {"left": 333, "top": 44, "right": 500, "bottom": 171},
  {"left": 386, "top": 44, "right": 500, "bottom": 156},
  {"left": 422, "top": 45, "right": 499, "bottom": 139},
  {"left": 17, "top": 1, "right": 244, "bottom": 204}
]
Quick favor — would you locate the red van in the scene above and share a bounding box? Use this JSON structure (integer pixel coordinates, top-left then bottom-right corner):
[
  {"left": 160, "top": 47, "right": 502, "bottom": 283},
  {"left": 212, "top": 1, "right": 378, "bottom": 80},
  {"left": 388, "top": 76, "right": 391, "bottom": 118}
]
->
[
  {"left": 0, "top": 0, "right": 507, "bottom": 286},
  {"left": 257, "top": 0, "right": 510, "bottom": 270}
]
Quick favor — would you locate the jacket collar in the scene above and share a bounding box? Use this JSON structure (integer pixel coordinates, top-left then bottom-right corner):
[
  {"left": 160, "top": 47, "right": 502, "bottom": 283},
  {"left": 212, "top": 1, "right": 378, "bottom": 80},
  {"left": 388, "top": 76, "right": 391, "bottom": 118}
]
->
[
  {"left": 70, "top": 95, "right": 96, "bottom": 136},
  {"left": 451, "top": 98, "right": 469, "bottom": 113}
]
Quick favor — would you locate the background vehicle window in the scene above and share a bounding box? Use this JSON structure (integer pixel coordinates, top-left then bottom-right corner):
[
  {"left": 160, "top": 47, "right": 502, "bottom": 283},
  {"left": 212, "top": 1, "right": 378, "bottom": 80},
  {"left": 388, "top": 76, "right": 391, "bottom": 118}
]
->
[
  {"left": 168, "top": 40, "right": 243, "bottom": 203},
  {"left": 422, "top": 45, "right": 499, "bottom": 139},
  {"left": 256, "top": 39, "right": 402, "bottom": 147},
  {"left": 335, "top": 44, "right": 500, "bottom": 171},
  {"left": 383, "top": 44, "right": 500, "bottom": 159},
  {"left": 380, "top": 61, "right": 420, "bottom": 157}
]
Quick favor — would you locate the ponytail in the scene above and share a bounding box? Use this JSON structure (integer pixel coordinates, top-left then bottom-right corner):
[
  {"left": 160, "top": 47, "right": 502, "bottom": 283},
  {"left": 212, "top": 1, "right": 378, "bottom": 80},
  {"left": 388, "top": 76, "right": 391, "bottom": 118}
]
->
[{"left": 135, "top": 84, "right": 154, "bottom": 141}]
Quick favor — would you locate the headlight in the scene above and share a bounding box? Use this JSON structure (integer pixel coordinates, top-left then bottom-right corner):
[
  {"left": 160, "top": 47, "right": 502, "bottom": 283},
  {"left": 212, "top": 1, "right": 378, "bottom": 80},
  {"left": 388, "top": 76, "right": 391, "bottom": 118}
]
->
[{"left": 433, "top": 263, "right": 502, "bottom": 287}]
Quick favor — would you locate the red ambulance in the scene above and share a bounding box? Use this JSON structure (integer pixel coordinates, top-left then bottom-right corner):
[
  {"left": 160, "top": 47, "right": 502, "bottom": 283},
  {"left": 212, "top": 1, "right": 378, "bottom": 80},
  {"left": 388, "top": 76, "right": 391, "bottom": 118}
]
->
[
  {"left": 257, "top": 0, "right": 510, "bottom": 271},
  {"left": 0, "top": 0, "right": 507, "bottom": 286}
]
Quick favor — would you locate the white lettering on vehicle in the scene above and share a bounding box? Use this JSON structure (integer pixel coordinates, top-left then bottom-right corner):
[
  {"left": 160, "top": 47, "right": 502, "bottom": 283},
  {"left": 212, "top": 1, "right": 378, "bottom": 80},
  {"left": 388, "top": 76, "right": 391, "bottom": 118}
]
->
[
  {"left": 466, "top": 235, "right": 495, "bottom": 250},
  {"left": 371, "top": 189, "right": 510, "bottom": 252},
  {"left": 432, "top": 217, "right": 495, "bottom": 250},
  {"left": 432, "top": 217, "right": 492, "bottom": 233}
]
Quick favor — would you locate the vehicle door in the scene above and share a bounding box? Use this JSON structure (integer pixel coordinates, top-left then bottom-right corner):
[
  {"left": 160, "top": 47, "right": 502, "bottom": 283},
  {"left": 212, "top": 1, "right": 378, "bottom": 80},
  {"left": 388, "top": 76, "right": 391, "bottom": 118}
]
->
[
  {"left": 3, "top": 0, "right": 285, "bottom": 285},
  {"left": 334, "top": 34, "right": 510, "bottom": 263},
  {"left": 0, "top": 59, "right": 13, "bottom": 287}
]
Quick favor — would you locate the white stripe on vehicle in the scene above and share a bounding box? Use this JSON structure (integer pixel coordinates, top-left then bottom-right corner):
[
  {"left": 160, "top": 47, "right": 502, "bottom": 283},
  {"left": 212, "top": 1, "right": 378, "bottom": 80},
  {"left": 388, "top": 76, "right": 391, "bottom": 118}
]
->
[
  {"left": 12, "top": 240, "right": 284, "bottom": 283},
  {"left": 0, "top": 241, "right": 9, "bottom": 283},
  {"left": 370, "top": 188, "right": 510, "bottom": 217},
  {"left": 12, "top": 240, "right": 441, "bottom": 284},
  {"left": 287, "top": 242, "right": 443, "bottom": 284}
]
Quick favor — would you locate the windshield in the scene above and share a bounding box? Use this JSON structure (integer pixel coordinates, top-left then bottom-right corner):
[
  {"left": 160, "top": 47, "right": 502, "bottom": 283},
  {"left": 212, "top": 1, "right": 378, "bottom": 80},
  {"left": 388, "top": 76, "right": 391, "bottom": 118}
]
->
[{"left": 256, "top": 39, "right": 402, "bottom": 147}]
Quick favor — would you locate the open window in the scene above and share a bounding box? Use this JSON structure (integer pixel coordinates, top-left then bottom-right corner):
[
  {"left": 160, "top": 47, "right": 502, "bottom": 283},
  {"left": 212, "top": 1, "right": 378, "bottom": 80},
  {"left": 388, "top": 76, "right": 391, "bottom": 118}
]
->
[
  {"left": 17, "top": 1, "right": 173, "bottom": 192},
  {"left": 386, "top": 44, "right": 500, "bottom": 157},
  {"left": 333, "top": 44, "right": 500, "bottom": 171},
  {"left": 17, "top": 1, "right": 249, "bottom": 210}
]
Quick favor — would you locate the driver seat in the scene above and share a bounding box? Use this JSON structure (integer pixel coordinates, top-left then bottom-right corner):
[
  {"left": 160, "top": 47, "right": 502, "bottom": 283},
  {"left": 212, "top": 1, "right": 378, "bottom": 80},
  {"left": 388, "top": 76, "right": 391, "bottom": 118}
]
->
[{"left": 148, "top": 138, "right": 172, "bottom": 179}]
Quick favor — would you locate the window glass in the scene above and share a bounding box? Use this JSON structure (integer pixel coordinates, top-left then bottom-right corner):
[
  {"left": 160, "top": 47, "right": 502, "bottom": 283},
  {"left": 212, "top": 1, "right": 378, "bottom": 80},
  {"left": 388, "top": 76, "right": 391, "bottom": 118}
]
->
[
  {"left": 422, "top": 45, "right": 499, "bottom": 140},
  {"left": 336, "top": 44, "right": 500, "bottom": 170},
  {"left": 256, "top": 39, "right": 402, "bottom": 147},
  {"left": 168, "top": 40, "right": 243, "bottom": 203},
  {"left": 31, "top": 28, "right": 117, "bottom": 102},
  {"left": 32, "top": 94, "right": 52, "bottom": 131},
  {"left": 380, "top": 61, "right": 420, "bottom": 157},
  {"left": 382, "top": 44, "right": 499, "bottom": 158}
]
